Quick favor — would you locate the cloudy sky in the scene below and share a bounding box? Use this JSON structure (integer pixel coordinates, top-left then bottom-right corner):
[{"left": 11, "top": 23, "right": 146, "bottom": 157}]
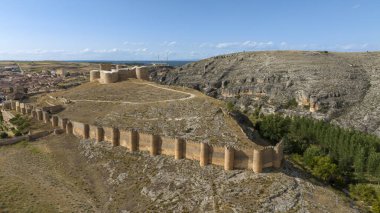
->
[{"left": 0, "top": 0, "right": 379, "bottom": 60}]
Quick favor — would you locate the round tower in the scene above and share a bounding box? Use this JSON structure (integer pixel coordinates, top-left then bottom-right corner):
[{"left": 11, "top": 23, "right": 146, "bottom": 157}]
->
[
  {"left": 112, "top": 127, "right": 120, "bottom": 147},
  {"left": 175, "top": 138, "right": 184, "bottom": 160},
  {"left": 96, "top": 127, "right": 104, "bottom": 142},
  {"left": 200, "top": 143, "right": 209, "bottom": 167},
  {"left": 273, "top": 141, "right": 284, "bottom": 168},
  {"left": 150, "top": 135, "right": 159, "bottom": 156},
  {"left": 51, "top": 115, "right": 59, "bottom": 127},
  {"left": 136, "top": 66, "right": 150, "bottom": 80},
  {"left": 130, "top": 130, "right": 138, "bottom": 152},
  {"left": 252, "top": 149, "right": 263, "bottom": 173},
  {"left": 224, "top": 146, "right": 235, "bottom": 170},
  {"left": 100, "top": 71, "right": 119, "bottom": 84},
  {"left": 90, "top": 70, "right": 100, "bottom": 82}
]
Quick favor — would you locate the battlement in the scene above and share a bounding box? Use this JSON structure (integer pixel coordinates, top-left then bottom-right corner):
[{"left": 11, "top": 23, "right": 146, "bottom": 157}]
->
[
  {"left": 7, "top": 99, "right": 284, "bottom": 173},
  {"left": 90, "top": 64, "right": 152, "bottom": 84}
]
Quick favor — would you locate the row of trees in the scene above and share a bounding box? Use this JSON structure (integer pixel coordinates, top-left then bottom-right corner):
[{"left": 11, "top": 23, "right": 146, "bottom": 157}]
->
[{"left": 252, "top": 113, "right": 380, "bottom": 180}]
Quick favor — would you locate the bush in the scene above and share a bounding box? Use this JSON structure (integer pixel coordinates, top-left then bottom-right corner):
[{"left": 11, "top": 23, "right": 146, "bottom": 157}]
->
[
  {"left": 311, "top": 156, "right": 338, "bottom": 182},
  {"left": 373, "top": 200, "right": 380, "bottom": 213},
  {"left": 226, "top": 101, "right": 235, "bottom": 112},
  {"left": 349, "top": 184, "right": 379, "bottom": 207},
  {"left": 257, "top": 114, "right": 291, "bottom": 145},
  {"left": 14, "top": 131, "right": 22, "bottom": 137},
  {"left": 303, "top": 146, "right": 323, "bottom": 167},
  {"left": 0, "top": 132, "right": 8, "bottom": 139}
]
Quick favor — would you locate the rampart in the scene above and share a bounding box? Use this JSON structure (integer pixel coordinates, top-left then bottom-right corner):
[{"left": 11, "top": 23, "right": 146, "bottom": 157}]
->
[
  {"left": 90, "top": 64, "right": 153, "bottom": 84},
  {"left": 9, "top": 100, "right": 284, "bottom": 173}
]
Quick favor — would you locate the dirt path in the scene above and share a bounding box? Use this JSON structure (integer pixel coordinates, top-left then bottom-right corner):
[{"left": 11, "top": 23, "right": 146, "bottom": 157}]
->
[{"left": 55, "top": 82, "right": 196, "bottom": 105}]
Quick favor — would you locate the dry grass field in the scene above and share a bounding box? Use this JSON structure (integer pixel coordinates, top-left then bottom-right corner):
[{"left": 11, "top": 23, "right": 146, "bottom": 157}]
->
[{"left": 40, "top": 79, "right": 259, "bottom": 149}]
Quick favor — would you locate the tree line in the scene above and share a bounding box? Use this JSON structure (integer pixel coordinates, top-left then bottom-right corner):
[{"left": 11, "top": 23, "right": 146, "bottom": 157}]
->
[{"left": 251, "top": 113, "right": 380, "bottom": 182}]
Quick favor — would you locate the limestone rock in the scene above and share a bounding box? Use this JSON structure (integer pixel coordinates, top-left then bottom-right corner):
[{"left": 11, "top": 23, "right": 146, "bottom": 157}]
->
[{"left": 151, "top": 51, "right": 380, "bottom": 137}]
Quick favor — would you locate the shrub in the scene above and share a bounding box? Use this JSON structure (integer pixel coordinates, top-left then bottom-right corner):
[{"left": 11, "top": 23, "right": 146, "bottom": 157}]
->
[
  {"left": 226, "top": 101, "right": 235, "bottom": 112},
  {"left": 303, "top": 146, "right": 323, "bottom": 167},
  {"left": 14, "top": 131, "right": 22, "bottom": 137},
  {"left": 311, "top": 156, "right": 338, "bottom": 182},
  {"left": 349, "top": 184, "right": 379, "bottom": 207},
  {"left": 373, "top": 200, "right": 380, "bottom": 213},
  {"left": 0, "top": 132, "right": 8, "bottom": 139}
]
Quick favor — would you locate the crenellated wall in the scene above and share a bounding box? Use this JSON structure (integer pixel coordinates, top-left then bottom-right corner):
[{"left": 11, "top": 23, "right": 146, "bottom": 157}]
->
[
  {"left": 90, "top": 64, "right": 153, "bottom": 84},
  {"left": 14, "top": 101, "right": 284, "bottom": 173}
]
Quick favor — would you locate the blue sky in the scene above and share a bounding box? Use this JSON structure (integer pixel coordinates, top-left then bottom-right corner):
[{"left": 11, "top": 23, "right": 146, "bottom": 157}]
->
[{"left": 0, "top": 0, "right": 379, "bottom": 60}]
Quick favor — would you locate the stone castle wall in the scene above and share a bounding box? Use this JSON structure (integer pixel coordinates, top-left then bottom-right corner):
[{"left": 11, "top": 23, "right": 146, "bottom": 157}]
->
[
  {"left": 7, "top": 100, "right": 284, "bottom": 173},
  {"left": 90, "top": 64, "right": 151, "bottom": 84}
]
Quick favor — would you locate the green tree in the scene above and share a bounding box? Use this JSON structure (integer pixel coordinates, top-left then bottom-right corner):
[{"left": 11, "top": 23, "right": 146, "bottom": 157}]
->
[
  {"left": 311, "top": 156, "right": 338, "bottom": 182},
  {"left": 303, "top": 146, "right": 322, "bottom": 168},
  {"left": 367, "top": 152, "right": 380, "bottom": 177}
]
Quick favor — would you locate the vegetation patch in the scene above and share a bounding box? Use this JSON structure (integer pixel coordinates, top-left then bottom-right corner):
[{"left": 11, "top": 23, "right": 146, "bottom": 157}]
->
[{"left": 250, "top": 112, "right": 380, "bottom": 211}]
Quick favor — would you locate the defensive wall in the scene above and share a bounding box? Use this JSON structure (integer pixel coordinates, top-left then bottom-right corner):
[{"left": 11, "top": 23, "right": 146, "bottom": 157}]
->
[
  {"left": 2, "top": 100, "right": 284, "bottom": 173},
  {"left": 90, "top": 64, "right": 153, "bottom": 84}
]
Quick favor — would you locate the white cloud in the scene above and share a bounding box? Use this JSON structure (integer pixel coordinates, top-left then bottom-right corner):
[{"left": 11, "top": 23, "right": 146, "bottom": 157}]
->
[
  {"left": 215, "top": 41, "right": 274, "bottom": 49},
  {"left": 162, "top": 41, "right": 177, "bottom": 47},
  {"left": 352, "top": 4, "right": 361, "bottom": 9},
  {"left": 123, "top": 41, "right": 146, "bottom": 46},
  {"left": 215, "top": 42, "right": 240, "bottom": 48}
]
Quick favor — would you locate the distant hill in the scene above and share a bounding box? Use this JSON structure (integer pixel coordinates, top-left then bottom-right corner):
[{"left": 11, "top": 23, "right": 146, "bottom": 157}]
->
[{"left": 151, "top": 51, "right": 380, "bottom": 137}]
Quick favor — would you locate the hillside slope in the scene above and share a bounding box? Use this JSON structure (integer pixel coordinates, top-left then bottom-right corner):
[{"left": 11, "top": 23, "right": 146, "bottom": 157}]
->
[
  {"left": 0, "top": 135, "right": 358, "bottom": 212},
  {"left": 152, "top": 51, "right": 380, "bottom": 136}
]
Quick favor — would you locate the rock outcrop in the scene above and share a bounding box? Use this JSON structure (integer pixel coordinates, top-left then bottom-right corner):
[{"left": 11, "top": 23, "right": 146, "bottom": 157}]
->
[{"left": 151, "top": 51, "right": 380, "bottom": 137}]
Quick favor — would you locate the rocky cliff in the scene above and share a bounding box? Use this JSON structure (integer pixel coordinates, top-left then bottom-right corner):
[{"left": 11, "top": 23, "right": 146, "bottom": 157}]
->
[{"left": 151, "top": 51, "right": 380, "bottom": 137}]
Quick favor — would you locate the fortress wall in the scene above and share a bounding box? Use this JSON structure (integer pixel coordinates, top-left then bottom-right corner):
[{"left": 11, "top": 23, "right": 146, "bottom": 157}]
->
[
  {"left": 42, "top": 111, "right": 50, "bottom": 123},
  {"left": 15, "top": 101, "right": 20, "bottom": 112},
  {"left": 36, "top": 110, "right": 43, "bottom": 121},
  {"left": 210, "top": 145, "right": 225, "bottom": 167},
  {"left": 52, "top": 115, "right": 59, "bottom": 127},
  {"left": 184, "top": 140, "right": 201, "bottom": 161},
  {"left": 119, "top": 129, "right": 132, "bottom": 149},
  {"left": 159, "top": 136, "right": 176, "bottom": 156},
  {"left": 100, "top": 71, "right": 119, "bottom": 84},
  {"left": 103, "top": 127, "right": 119, "bottom": 146},
  {"left": 262, "top": 148, "right": 274, "bottom": 168},
  {"left": 118, "top": 69, "right": 137, "bottom": 81},
  {"left": 136, "top": 67, "right": 150, "bottom": 80},
  {"left": 138, "top": 132, "right": 152, "bottom": 153},
  {"left": 72, "top": 121, "right": 86, "bottom": 138},
  {"left": 273, "top": 141, "right": 284, "bottom": 168},
  {"left": 100, "top": 64, "right": 112, "bottom": 71},
  {"left": 2, "top": 102, "right": 12, "bottom": 110},
  {"left": 103, "top": 127, "right": 113, "bottom": 144},
  {"left": 58, "top": 118, "right": 68, "bottom": 131},
  {"left": 89, "top": 125, "right": 98, "bottom": 141},
  {"left": 11, "top": 101, "right": 16, "bottom": 110},
  {"left": 21, "top": 104, "right": 281, "bottom": 173},
  {"left": 234, "top": 148, "right": 253, "bottom": 170},
  {"left": 224, "top": 147, "right": 235, "bottom": 170}
]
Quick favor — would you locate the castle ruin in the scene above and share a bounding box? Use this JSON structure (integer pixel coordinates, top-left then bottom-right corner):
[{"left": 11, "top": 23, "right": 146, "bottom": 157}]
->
[{"left": 90, "top": 64, "right": 152, "bottom": 84}]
